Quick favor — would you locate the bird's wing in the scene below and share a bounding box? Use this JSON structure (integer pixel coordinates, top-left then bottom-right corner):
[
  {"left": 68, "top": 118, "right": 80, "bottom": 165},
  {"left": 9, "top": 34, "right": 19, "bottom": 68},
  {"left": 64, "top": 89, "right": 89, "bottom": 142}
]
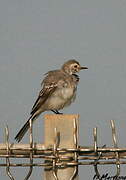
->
[{"left": 30, "top": 83, "right": 57, "bottom": 115}]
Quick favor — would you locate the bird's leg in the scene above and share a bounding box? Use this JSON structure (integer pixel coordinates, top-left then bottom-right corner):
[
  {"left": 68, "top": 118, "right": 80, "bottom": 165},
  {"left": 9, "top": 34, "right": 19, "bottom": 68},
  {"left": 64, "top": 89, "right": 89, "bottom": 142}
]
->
[
  {"left": 51, "top": 110, "right": 57, "bottom": 114},
  {"left": 51, "top": 110, "right": 63, "bottom": 114}
]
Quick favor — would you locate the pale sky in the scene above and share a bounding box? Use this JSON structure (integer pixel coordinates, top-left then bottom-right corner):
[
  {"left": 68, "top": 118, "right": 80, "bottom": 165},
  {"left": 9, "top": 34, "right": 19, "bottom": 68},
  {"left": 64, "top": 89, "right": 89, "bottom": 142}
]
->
[{"left": 0, "top": 0, "right": 126, "bottom": 179}]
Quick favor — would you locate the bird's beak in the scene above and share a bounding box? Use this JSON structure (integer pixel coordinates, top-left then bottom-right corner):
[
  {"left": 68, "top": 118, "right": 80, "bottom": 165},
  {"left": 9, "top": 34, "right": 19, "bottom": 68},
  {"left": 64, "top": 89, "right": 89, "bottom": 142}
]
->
[{"left": 80, "top": 66, "right": 88, "bottom": 70}]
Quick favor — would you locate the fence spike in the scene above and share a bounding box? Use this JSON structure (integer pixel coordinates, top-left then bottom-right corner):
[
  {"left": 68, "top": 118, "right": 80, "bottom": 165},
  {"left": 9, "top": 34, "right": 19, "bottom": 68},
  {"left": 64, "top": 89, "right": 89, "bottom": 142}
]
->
[
  {"left": 110, "top": 120, "right": 121, "bottom": 177},
  {"left": 70, "top": 118, "right": 78, "bottom": 180},
  {"left": 93, "top": 127, "right": 101, "bottom": 179},
  {"left": 24, "top": 119, "right": 33, "bottom": 180},
  {"left": 5, "top": 126, "right": 15, "bottom": 180},
  {"left": 51, "top": 128, "right": 60, "bottom": 180}
]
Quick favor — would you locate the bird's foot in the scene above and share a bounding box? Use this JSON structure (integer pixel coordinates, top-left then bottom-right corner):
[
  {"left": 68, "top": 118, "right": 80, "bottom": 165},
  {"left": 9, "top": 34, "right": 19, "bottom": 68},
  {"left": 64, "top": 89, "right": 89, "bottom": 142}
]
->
[
  {"left": 56, "top": 110, "right": 63, "bottom": 114},
  {"left": 51, "top": 110, "right": 63, "bottom": 114}
]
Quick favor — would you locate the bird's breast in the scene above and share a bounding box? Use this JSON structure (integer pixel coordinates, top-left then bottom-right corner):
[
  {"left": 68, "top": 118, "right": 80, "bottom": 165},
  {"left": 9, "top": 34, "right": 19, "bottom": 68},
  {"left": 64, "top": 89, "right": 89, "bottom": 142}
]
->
[
  {"left": 45, "top": 87, "right": 77, "bottom": 110},
  {"left": 60, "top": 87, "right": 75, "bottom": 100}
]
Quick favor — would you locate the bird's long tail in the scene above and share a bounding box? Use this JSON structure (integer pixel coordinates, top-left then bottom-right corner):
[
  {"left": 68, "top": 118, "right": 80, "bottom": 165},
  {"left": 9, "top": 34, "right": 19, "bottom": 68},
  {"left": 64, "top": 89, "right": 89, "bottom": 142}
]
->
[{"left": 15, "top": 114, "right": 37, "bottom": 142}]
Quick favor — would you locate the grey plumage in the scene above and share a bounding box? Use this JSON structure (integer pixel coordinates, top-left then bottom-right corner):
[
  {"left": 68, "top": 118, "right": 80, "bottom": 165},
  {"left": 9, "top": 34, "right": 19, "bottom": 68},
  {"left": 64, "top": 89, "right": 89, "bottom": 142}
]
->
[{"left": 15, "top": 59, "right": 88, "bottom": 142}]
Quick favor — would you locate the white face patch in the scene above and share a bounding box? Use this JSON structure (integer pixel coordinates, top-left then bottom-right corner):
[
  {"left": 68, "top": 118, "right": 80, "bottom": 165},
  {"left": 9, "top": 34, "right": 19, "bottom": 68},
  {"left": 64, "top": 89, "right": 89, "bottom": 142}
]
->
[{"left": 70, "top": 63, "right": 80, "bottom": 74}]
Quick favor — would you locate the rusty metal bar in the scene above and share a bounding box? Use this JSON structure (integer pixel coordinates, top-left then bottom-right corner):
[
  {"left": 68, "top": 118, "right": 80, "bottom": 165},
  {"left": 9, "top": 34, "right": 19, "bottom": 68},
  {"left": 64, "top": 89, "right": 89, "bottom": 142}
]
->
[
  {"left": 0, "top": 146, "right": 126, "bottom": 160},
  {"left": 1, "top": 144, "right": 126, "bottom": 154},
  {"left": 0, "top": 160, "right": 126, "bottom": 167}
]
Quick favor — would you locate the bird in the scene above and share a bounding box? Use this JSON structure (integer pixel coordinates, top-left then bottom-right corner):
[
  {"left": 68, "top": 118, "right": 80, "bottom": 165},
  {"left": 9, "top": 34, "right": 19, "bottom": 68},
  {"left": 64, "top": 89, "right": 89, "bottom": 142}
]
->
[{"left": 15, "top": 59, "right": 88, "bottom": 142}]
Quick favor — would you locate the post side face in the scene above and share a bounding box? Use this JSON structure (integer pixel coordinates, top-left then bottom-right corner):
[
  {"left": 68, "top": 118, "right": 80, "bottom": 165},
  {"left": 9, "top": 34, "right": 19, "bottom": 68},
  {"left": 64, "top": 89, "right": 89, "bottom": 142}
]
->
[
  {"left": 44, "top": 114, "right": 79, "bottom": 149},
  {"left": 44, "top": 114, "right": 79, "bottom": 180}
]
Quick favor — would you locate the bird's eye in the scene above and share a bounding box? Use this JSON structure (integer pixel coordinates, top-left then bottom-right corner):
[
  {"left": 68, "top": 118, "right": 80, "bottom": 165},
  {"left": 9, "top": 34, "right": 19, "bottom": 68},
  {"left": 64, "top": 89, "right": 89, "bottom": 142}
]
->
[{"left": 74, "top": 65, "right": 78, "bottom": 68}]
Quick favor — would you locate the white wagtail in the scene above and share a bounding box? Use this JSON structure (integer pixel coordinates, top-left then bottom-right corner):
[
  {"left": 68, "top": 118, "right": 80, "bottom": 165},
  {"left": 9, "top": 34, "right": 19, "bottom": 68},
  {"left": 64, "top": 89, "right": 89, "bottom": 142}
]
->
[{"left": 15, "top": 59, "right": 88, "bottom": 142}]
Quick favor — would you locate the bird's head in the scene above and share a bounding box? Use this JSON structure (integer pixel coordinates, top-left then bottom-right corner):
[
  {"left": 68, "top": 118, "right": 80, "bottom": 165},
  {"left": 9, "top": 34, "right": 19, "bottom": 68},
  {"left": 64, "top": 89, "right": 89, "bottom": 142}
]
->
[{"left": 62, "top": 59, "right": 88, "bottom": 75}]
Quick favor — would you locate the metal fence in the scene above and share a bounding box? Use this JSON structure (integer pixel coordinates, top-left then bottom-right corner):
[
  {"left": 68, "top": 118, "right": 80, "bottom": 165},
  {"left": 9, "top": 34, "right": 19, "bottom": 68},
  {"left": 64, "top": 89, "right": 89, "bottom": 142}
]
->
[{"left": 0, "top": 116, "right": 126, "bottom": 180}]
